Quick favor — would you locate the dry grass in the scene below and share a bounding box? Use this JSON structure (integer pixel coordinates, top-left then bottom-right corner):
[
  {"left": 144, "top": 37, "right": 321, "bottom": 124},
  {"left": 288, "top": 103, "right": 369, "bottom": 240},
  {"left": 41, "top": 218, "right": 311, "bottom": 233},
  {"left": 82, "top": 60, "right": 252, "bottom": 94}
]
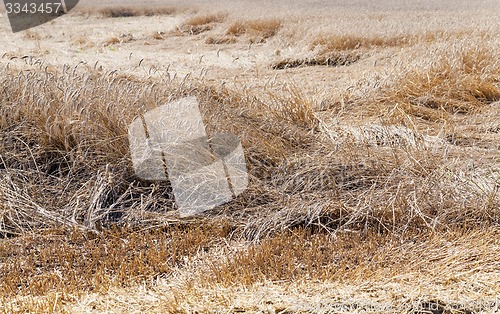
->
[
  {"left": 1, "top": 4, "right": 499, "bottom": 313},
  {"left": 0, "top": 62, "right": 497, "bottom": 242},
  {"left": 179, "top": 13, "right": 226, "bottom": 35},
  {"left": 97, "top": 6, "right": 177, "bottom": 18},
  {"left": 226, "top": 19, "right": 282, "bottom": 43},
  {"left": 382, "top": 44, "right": 500, "bottom": 120},
  {"left": 72, "top": 36, "right": 95, "bottom": 49},
  {"left": 22, "top": 30, "right": 41, "bottom": 41},
  {"left": 311, "top": 33, "right": 414, "bottom": 52},
  {"left": 172, "top": 227, "right": 499, "bottom": 313},
  {"left": 99, "top": 6, "right": 139, "bottom": 18},
  {"left": 0, "top": 52, "right": 498, "bottom": 235},
  {"left": 102, "top": 36, "right": 120, "bottom": 46},
  {"left": 0, "top": 66, "right": 316, "bottom": 237},
  {"left": 102, "top": 34, "right": 134, "bottom": 46},
  {"left": 205, "top": 35, "right": 237, "bottom": 45},
  {"left": 309, "top": 31, "right": 496, "bottom": 61},
  {"left": 271, "top": 52, "right": 361, "bottom": 69},
  {"left": 151, "top": 31, "right": 167, "bottom": 40},
  {"left": 309, "top": 30, "right": 475, "bottom": 53}
]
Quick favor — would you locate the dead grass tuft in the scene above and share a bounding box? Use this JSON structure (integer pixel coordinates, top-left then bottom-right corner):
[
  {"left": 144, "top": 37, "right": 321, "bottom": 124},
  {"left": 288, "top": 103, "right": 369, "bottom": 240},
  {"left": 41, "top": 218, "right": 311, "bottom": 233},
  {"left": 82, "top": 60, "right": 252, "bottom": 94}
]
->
[
  {"left": 151, "top": 31, "right": 166, "bottom": 40},
  {"left": 23, "top": 30, "right": 41, "bottom": 41},
  {"left": 205, "top": 35, "right": 237, "bottom": 45},
  {"left": 99, "top": 6, "right": 139, "bottom": 18},
  {"left": 179, "top": 13, "right": 226, "bottom": 35},
  {"left": 310, "top": 31, "right": 481, "bottom": 53},
  {"left": 381, "top": 44, "right": 500, "bottom": 120},
  {"left": 103, "top": 36, "right": 120, "bottom": 46},
  {"left": 102, "top": 34, "right": 134, "bottom": 46},
  {"left": 0, "top": 60, "right": 498, "bottom": 240},
  {"left": 226, "top": 19, "right": 282, "bottom": 42},
  {"left": 72, "top": 36, "right": 95, "bottom": 49},
  {"left": 272, "top": 52, "right": 360, "bottom": 70},
  {"left": 311, "top": 33, "right": 413, "bottom": 52},
  {"left": 142, "top": 7, "right": 178, "bottom": 16},
  {"left": 0, "top": 66, "right": 320, "bottom": 237},
  {"left": 98, "top": 6, "right": 177, "bottom": 18}
]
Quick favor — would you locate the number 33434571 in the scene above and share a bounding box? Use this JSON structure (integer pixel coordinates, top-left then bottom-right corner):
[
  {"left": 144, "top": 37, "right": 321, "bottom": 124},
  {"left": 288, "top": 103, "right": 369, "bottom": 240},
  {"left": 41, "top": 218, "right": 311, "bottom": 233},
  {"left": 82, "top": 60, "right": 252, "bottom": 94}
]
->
[{"left": 5, "top": 2, "right": 63, "bottom": 14}]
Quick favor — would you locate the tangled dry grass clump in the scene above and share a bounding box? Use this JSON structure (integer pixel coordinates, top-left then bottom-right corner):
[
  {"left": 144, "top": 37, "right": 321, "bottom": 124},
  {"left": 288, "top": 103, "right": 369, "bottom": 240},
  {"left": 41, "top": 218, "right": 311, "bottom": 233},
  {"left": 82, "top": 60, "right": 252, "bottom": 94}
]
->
[
  {"left": 97, "top": 6, "right": 177, "bottom": 18},
  {"left": 0, "top": 52, "right": 497, "bottom": 240},
  {"left": 382, "top": 44, "right": 500, "bottom": 120},
  {"left": 311, "top": 33, "right": 413, "bottom": 51},
  {"left": 205, "top": 35, "right": 237, "bottom": 45},
  {"left": 178, "top": 13, "right": 226, "bottom": 35},
  {"left": 0, "top": 62, "right": 316, "bottom": 237},
  {"left": 226, "top": 19, "right": 282, "bottom": 42},
  {"left": 272, "top": 52, "right": 361, "bottom": 70},
  {"left": 309, "top": 30, "right": 474, "bottom": 53}
]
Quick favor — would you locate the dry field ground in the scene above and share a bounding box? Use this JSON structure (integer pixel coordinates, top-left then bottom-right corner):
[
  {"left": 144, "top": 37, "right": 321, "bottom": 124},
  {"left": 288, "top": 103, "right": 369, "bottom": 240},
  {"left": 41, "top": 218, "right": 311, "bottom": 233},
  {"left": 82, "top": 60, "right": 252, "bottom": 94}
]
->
[{"left": 0, "top": 0, "right": 499, "bottom": 313}]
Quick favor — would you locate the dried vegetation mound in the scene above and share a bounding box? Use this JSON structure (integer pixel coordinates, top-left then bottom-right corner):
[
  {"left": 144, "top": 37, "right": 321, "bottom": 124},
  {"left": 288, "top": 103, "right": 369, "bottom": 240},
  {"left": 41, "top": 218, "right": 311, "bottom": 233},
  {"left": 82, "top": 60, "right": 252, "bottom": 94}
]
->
[
  {"left": 179, "top": 13, "right": 227, "bottom": 35},
  {"left": 311, "top": 33, "right": 414, "bottom": 52},
  {"left": 226, "top": 19, "right": 282, "bottom": 43},
  {"left": 0, "top": 58, "right": 498, "bottom": 240},
  {"left": 383, "top": 44, "right": 500, "bottom": 119},
  {"left": 272, "top": 52, "right": 360, "bottom": 70},
  {"left": 309, "top": 31, "right": 471, "bottom": 53},
  {"left": 98, "top": 6, "right": 177, "bottom": 18}
]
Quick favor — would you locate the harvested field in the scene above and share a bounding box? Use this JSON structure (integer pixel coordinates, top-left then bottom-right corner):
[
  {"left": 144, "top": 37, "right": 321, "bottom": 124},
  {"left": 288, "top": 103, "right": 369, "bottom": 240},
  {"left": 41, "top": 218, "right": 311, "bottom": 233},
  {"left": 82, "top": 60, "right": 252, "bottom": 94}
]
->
[{"left": 0, "top": 0, "right": 499, "bottom": 312}]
